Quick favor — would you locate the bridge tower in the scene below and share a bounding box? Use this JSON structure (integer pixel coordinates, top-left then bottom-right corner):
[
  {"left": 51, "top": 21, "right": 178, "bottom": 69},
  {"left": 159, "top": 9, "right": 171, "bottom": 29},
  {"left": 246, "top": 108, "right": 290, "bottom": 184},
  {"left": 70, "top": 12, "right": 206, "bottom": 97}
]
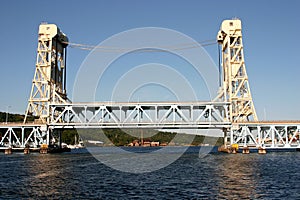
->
[
  {"left": 216, "top": 19, "right": 258, "bottom": 122},
  {"left": 24, "top": 23, "right": 69, "bottom": 123}
]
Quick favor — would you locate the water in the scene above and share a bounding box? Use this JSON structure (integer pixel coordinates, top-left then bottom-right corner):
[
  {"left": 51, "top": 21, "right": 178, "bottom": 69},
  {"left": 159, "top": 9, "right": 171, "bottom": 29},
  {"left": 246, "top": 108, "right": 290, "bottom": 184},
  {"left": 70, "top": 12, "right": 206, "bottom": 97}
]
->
[{"left": 0, "top": 147, "right": 299, "bottom": 199}]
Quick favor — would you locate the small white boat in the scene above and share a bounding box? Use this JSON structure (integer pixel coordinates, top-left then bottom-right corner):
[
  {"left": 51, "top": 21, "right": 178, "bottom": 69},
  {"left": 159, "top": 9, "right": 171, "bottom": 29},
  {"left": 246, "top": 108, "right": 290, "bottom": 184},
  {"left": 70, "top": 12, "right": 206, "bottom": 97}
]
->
[{"left": 86, "top": 140, "right": 103, "bottom": 145}]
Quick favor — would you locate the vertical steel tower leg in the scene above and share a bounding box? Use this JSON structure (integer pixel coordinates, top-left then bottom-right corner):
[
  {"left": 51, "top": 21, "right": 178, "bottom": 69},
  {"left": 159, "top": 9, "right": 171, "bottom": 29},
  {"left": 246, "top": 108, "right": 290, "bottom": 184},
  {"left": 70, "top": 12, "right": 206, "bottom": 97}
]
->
[
  {"left": 216, "top": 19, "right": 258, "bottom": 123},
  {"left": 24, "top": 23, "right": 69, "bottom": 123}
]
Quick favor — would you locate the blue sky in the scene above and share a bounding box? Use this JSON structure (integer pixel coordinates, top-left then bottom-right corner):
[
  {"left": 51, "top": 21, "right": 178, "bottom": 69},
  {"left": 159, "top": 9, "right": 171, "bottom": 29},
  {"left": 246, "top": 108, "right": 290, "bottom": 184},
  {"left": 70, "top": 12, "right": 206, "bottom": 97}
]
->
[{"left": 0, "top": 0, "right": 299, "bottom": 120}]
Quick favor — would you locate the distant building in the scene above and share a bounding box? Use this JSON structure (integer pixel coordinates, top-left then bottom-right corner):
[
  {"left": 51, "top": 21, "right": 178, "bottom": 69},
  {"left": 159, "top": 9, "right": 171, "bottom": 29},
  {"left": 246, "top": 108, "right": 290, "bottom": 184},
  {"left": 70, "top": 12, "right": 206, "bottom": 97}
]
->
[
  {"left": 142, "top": 141, "right": 151, "bottom": 147},
  {"left": 151, "top": 142, "right": 159, "bottom": 146}
]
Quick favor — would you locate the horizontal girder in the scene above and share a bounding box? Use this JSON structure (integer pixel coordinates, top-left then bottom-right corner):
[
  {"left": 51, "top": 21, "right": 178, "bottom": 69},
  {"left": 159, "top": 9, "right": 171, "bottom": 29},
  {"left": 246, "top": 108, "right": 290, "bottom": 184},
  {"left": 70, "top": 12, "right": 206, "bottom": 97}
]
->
[
  {"left": 1, "top": 120, "right": 300, "bottom": 149},
  {"left": 49, "top": 101, "right": 231, "bottom": 129}
]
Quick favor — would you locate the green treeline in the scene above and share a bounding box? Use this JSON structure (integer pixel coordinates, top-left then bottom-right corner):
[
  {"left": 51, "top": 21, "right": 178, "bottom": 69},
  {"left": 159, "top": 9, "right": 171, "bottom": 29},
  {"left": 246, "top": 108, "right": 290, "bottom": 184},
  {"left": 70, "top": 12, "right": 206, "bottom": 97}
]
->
[
  {"left": 62, "top": 128, "right": 223, "bottom": 146},
  {"left": 0, "top": 112, "right": 36, "bottom": 122}
]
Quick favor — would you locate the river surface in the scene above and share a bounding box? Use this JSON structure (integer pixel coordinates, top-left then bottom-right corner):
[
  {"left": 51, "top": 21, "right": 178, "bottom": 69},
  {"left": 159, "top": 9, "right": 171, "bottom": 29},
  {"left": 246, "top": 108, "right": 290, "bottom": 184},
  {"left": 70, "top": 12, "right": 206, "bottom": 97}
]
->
[{"left": 0, "top": 146, "right": 299, "bottom": 199}]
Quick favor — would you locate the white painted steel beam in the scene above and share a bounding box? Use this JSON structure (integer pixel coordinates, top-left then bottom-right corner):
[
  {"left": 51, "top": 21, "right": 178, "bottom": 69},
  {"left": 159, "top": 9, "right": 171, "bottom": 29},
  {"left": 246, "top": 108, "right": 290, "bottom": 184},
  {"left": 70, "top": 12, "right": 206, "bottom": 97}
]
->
[{"left": 49, "top": 102, "right": 230, "bottom": 129}]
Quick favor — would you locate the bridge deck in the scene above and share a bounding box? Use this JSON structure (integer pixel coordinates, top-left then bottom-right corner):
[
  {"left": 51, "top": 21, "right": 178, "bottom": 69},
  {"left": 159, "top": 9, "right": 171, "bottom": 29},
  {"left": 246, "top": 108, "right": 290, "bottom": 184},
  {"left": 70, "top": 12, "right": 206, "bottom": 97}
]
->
[
  {"left": 0, "top": 122, "right": 45, "bottom": 128},
  {"left": 233, "top": 121, "right": 300, "bottom": 125}
]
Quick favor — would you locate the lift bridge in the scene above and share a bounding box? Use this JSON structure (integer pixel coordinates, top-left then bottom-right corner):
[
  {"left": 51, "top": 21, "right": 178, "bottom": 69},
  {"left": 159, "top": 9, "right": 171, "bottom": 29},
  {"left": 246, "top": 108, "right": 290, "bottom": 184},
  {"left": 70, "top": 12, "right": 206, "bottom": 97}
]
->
[{"left": 1, "top": 19, "right": 300, "bottom": 151}]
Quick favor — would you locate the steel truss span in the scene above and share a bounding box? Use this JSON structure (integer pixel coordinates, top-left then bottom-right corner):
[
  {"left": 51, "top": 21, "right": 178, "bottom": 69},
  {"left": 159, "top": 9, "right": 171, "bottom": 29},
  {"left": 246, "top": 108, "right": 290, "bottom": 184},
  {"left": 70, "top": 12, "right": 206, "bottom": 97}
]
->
[
  {"left": 49, "top": 102, "right": 231, "bottom": 129},
  {"left": 0, "top": 124, "right": 49, "bottom": 148},
  {"left": 231, "top": 123, "right": 300, "bottom": 149}
]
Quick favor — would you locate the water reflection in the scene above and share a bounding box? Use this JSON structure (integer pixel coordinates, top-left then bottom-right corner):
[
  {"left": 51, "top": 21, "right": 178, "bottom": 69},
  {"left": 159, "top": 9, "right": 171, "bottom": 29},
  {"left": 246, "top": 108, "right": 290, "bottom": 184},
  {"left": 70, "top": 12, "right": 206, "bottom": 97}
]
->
[
  {"left": 214, "top": 154, "right": 262, "bottom": 199},
  {"left": 21, "top": 154, "right": 84, "bottom": 198}
]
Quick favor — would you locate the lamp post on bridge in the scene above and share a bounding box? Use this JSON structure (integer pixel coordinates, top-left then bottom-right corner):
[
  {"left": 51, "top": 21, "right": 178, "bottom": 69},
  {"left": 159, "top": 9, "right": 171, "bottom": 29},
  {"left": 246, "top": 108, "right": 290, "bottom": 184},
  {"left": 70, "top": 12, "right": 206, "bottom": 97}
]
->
[{"left": 5, "top": 106, "right": 11, "bottom": 124}]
